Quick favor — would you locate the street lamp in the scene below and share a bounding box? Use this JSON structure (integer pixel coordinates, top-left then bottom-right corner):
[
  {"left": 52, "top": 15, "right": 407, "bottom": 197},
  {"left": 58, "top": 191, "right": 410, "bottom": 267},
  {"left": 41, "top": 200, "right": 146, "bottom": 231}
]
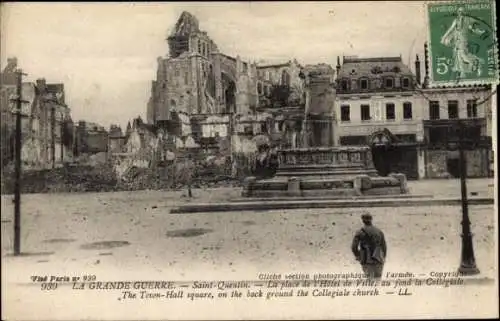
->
[{"left": 455, "top": 119, "right": 480, "bottom": 275}]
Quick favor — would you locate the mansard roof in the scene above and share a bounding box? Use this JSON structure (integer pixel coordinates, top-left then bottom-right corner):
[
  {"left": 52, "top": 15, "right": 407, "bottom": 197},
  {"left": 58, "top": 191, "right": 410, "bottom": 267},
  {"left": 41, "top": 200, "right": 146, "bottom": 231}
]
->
[{"left": 337, "top": 56, "right": 414, "bottom": 79}]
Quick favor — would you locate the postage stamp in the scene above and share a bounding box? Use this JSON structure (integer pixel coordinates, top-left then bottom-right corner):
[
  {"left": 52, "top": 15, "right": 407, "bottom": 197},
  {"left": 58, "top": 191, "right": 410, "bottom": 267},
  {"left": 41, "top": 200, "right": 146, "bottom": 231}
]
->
[
  {"left": 427, "top": 0, "right": 499, "bottom": 86},
  {"left": 1, "top": 2, "right": 498, "bottom": 320}
]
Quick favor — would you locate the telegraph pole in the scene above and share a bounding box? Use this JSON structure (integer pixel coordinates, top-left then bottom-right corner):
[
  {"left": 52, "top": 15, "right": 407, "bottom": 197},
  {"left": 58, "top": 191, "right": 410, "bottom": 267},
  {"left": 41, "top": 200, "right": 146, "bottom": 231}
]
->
[
  {"left": 12, "top": 68, "right": 28, "bottom": 256},
  {"left": 457, "top": 119, "right": 480, "bottom": 275}
]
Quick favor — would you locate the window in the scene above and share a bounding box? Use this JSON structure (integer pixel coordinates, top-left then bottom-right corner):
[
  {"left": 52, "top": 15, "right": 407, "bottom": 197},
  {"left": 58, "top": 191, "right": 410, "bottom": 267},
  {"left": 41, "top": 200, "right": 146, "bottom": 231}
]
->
[
  {"left": 340, "top": 105, "right": 350, "bottom": 122},
  {"left": 429, "top": 101, "right": 440, "bottom": 120},
  {"left": 402, "top": 77, "right": 410, "bottom": 88},
  {"left": 341, "top": 79, "right": 349, "bottom": 91},
  {"left": 257, "top": 82, "right": 262, "bottom": 95},
  {"left": 385, "top": 103, "right": 395, "bottom": 120},
  {"left": 361, "top": 104, "right": 371, "bottom": 121},
  {"left": 403, "top": 102, "right": 413, "bottom": 119},
  {"left": 198, "top": 41, "right": 202, "bottom": 54},
  {"left": 265, "top": 71, "right": 270, "bottom": 81},
  {"left": 384, "top": 77, "right": 394, "bottom": 89},
  {"left": 184, "top": 72, "right": 188, "bottom": 85},
  {"left": 261, "top": 122, "right": 268, "bottom": 133},
  {"left": 448, "top": 100, "right": 459, "bottom": 119},
  {"left": 467, "top": 99, "right": 478, "bottom": 118},
  {"left": 244, "top": 125, "right": 253, "bottom": 135},
  {"left": 360, "top": 78, "right": 369, "bottom": 90}
]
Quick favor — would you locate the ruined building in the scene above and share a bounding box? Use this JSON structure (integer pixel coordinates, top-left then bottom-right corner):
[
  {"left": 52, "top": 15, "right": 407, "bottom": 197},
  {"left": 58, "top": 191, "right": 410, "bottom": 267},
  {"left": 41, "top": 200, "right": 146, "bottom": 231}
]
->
[
  {"left": 147, "top": 11, "right": 258, "bottom": 129},
  {"left": 1, "top": 58, "right": 73, "bottom": 169}
]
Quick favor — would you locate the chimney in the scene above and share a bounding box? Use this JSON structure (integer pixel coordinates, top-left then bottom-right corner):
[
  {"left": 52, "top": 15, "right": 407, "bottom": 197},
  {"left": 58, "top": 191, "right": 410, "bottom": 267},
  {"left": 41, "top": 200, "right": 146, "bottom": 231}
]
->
[
  {"left": 415, "top": 54, "right": 421, "bottom": 85},
  {"left": 336, "top": 56, "right": 341, "bottom": 75}
]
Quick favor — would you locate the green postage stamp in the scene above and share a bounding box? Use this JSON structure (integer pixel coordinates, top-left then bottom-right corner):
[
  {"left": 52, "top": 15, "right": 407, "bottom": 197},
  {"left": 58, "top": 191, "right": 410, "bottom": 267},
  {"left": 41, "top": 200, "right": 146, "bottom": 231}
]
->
[{"left": 427, "top": 0, "right": 499, "bottom": 86}]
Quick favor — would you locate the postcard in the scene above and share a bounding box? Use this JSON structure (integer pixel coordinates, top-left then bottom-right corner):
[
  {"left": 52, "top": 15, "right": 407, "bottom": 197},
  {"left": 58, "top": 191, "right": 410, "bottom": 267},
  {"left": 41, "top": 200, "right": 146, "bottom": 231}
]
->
[{"left": 1, "top": 1, "right": 498, "bottom": 320}]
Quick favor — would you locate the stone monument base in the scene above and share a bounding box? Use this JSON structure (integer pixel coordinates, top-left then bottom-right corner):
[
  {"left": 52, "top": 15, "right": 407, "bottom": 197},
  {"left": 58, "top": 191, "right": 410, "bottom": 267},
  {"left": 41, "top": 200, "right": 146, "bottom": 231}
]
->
[
  {"left": 242, "top": 173, "right": 408, "bottom": 198},
  {"left": 242, "top": 146, "right": 409, "bottom": 198}
]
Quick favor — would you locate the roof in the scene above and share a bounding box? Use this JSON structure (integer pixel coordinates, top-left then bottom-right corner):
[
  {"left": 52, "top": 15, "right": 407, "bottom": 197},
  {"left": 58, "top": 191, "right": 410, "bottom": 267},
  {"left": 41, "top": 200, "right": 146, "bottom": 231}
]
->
[{"left": 337, "top": 56, "right": 414, "bottom": 79}]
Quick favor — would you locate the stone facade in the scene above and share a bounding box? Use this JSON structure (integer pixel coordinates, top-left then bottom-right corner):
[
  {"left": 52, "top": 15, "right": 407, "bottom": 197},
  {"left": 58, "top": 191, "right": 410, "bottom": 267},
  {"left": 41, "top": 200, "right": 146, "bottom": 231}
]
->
[
  {"left": 419, "top": 86, "right": 493, "bottom": 179},
  {"left": 256, "top": 60, "right": 305, "bottom": 109},
  {"left": 74, "top": 121, "right": 108, "bottom": 156},
  {"left": 1, "top": 59, "right": 73, "bottom": 169},
  {"left": 335, "top": 56, "right": 421, "bottom": 146},
  {"left": 145, "top": 11, "right": 329, "bottom": 169},
  {"left": 108, "top": 124, "right": 127, "bottom": 154},
  {"left": 147, "top": 11, "right": 259, "bottom": 125}
]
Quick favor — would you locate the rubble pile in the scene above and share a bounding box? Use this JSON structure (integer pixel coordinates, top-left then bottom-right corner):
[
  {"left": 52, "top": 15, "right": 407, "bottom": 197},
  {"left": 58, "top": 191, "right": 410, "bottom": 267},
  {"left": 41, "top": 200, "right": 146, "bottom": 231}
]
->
[
  {"left": 1, "top": 164, "right": 118, "bottom": 194},
  {"left": 0, "top": 153, "right": 258, "bottom": 194}
]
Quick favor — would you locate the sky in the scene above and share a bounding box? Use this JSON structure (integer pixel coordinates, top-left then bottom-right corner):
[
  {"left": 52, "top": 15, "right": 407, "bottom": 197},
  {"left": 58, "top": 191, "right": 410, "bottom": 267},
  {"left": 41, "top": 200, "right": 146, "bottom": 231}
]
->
[{"left": 1, "top": 1, "right": 429, "bottom": 129}]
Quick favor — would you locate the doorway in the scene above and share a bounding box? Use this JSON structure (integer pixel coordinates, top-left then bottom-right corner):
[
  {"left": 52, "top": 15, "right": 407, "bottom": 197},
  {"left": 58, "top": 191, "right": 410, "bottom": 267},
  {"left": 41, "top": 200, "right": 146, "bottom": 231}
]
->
[{"left": 446, "top": 157, "right": 460, "bottom": 178}]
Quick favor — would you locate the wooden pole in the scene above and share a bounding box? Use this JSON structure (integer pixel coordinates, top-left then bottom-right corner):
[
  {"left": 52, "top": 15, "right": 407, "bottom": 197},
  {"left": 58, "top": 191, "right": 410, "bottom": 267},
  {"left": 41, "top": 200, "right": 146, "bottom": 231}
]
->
[{"left": 13, "top": 69, "right": 27, "bottom": 255}]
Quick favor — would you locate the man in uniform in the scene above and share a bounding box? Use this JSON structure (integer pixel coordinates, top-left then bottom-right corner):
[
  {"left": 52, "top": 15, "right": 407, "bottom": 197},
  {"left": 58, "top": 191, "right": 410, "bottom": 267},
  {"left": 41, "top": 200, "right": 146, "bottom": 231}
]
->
[{"left": 351, "top": 213, "right": 387, "bottom": 279}]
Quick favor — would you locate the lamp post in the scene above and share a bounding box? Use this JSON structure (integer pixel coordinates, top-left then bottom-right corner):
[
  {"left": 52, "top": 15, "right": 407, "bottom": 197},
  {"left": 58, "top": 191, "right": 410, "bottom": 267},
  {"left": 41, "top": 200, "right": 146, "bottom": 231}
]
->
[{"left": 456, "top": 119, "right": 480, "bottom": 275}]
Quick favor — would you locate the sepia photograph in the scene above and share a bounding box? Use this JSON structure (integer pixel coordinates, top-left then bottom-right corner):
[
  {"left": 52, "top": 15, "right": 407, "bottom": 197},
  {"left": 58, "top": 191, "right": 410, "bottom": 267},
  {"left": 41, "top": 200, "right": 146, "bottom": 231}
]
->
[{"left": 1, "top": 1, "right": 498, "bottom": 320}]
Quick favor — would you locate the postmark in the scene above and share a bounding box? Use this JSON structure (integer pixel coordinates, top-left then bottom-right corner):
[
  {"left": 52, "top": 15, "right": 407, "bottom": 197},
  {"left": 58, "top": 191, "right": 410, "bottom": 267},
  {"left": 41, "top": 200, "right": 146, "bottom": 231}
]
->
[{"left": 427, "top": 0, "right": 499, "bottom": 86}]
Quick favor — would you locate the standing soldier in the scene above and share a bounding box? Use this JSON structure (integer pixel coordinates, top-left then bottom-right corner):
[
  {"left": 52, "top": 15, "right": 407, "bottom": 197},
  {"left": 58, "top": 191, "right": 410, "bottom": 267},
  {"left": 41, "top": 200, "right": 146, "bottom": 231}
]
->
[{"left": 351, "top": 213, "right": 387, "bottom": 279}]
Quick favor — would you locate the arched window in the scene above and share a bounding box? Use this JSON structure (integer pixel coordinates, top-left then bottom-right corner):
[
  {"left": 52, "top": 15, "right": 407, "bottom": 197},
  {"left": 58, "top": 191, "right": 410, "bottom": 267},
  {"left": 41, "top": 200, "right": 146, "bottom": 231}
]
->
[
  {"left": 401, "top": 77, "right": 410, "bottom": 88},
  {"left": 384, "top": 77, "right": 394, "bottom": 89},
  {"left": 359, "top": 78, "right": 369, "bottom": 90}
]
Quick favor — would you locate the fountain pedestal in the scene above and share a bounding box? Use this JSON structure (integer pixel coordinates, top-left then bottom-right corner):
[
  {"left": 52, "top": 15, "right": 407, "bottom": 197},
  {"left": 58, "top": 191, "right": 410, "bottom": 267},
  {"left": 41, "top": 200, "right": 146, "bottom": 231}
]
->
[{"left": 242, "top": 146, "right": 408, "bottom": 198}]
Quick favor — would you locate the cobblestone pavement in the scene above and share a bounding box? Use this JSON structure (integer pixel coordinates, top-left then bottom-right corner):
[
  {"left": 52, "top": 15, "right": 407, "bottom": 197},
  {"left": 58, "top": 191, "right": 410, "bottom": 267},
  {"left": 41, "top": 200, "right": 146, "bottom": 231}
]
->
[{"left": 1, "top": 178, "right": 497, "bottom": 319}]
